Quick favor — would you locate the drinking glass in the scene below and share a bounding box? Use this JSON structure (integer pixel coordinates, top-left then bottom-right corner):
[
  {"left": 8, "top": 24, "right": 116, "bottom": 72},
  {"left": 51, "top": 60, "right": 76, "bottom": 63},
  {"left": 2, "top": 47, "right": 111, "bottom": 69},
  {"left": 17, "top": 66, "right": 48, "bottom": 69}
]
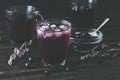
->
[
  {"left": 70, "top": 0, "right": 97, "bottom": 28},
  {"left": 5, "top": 5, "right": 37, "bottom": 47},
  {"left": 36, "top": 19, "right": 71, "bottom": 67}
]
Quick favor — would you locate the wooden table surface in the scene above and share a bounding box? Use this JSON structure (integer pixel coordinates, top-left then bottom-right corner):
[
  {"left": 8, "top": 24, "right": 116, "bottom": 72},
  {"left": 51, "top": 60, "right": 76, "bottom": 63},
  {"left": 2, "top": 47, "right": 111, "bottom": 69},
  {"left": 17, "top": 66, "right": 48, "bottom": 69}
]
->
[{"left": 0, "top": 0, "right": 120, "bottom": 80}]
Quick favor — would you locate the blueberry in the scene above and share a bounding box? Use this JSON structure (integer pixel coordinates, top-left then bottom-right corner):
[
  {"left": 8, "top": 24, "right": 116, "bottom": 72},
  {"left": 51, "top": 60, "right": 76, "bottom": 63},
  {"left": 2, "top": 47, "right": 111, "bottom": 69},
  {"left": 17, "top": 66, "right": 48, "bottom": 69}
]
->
[
  {"left": 44, "top": 70, "right": 50, "bottom": 75},
  {"left": 65, "top": 67, "right": 70, "bottom": 72},
  {"left": 44, "top": 70, "right": 48, "bottom": 74},
  {"left": 25, "top": 62, "right": 31, "bottom": 69},
  {"left": 74, "top": 32, "right": 82, "bottom": 39},
  {"left": 75, "top": 34, "right": 81, "bottom": 39},
  {"left": 85, "top": 32, "right": 92, "bottom": 38},
  {"left": 28, "top": 57, "right": 32, "bottom": 63},
  {"left": 78, "top": 32, "right": 87, "bottom": 39}
]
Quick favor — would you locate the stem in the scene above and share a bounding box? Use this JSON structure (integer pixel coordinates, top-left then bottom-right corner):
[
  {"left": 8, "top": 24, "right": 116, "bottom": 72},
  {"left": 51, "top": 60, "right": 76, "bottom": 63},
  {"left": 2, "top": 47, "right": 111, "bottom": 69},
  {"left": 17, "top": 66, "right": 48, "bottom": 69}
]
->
[
  {"left": 34, "top": 11, "right": 44, "bottom": 20},
  {"left": 19, "top": 41, "right": 26, "bottom": 50}
]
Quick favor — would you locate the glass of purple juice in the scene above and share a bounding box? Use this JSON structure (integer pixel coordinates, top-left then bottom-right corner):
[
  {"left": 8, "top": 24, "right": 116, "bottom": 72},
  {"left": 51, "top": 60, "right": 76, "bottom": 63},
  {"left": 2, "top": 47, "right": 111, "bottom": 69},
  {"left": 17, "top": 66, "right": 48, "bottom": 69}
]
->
[
  {"left": 36, "top": 19, "right": 71, "bottom": 67},
  {"left": 70, "top": 0, "right": 97, "bottom": 28},
  {"left": 5, "top": 5, "right": 37, "bottom": 46}
]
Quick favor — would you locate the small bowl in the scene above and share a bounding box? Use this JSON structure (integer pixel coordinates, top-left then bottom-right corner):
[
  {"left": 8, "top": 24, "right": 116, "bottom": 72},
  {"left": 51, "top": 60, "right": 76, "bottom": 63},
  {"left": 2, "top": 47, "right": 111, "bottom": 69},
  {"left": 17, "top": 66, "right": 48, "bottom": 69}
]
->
[{"left": 70, "top": 28, "right": 103, "bottom": 53}]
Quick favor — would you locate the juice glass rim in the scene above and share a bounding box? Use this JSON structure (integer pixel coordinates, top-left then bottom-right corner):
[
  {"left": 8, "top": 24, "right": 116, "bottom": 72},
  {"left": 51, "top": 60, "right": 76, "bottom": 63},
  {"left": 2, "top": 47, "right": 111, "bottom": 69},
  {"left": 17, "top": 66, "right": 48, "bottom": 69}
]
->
[
  {"left": 36, "top": 19, "right": 72, "bottom": 32},
  {"left": 5, "top": 5, "right": 36, "bottom": 14}
]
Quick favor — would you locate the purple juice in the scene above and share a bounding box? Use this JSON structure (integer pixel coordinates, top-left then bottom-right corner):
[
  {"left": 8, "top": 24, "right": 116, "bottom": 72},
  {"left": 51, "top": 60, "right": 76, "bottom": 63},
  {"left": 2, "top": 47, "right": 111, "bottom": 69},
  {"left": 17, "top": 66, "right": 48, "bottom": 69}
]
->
[
  {"left": 6, "top": 14, "right": 36, "bottom": 43},
  {"left": 36, "top": 20, "right": 71, "bottom": 66},
  {"left": 71, "top": 4, "right": 96, "bottom": 28},
  {"left": 5, "top": 5, "right": 36, "bottom": 44}
]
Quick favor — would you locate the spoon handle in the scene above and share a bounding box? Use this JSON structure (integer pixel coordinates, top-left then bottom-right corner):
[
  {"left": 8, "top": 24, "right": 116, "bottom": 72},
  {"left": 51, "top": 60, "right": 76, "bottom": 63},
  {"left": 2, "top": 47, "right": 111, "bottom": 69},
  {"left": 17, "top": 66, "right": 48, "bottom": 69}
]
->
[{"left": 95, "top": 18, "right": 110, "bottom": 32}]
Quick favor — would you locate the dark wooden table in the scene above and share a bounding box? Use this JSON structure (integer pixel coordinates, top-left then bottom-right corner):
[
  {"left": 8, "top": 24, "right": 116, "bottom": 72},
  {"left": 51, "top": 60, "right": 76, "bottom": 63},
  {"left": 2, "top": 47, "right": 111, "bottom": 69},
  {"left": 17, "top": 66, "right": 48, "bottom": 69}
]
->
[{"left": 0, "top": 0, "right": 120, "bottom": 80}]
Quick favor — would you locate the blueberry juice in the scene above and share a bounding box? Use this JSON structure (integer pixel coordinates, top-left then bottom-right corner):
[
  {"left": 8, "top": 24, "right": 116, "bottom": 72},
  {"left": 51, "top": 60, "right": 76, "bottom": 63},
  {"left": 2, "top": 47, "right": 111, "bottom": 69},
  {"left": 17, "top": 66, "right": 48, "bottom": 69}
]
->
[
  {"left": 71, "top": 1, "right": 96, "bottom": 28},
  {"left": 7, "top": 14, "right": 36, "bottom": 43},
  {"left": 5, "top": 5, "right": 36, "bottom": 44},
  {"left": 36, "top": 20, "right": 71, "bottom": 67}
]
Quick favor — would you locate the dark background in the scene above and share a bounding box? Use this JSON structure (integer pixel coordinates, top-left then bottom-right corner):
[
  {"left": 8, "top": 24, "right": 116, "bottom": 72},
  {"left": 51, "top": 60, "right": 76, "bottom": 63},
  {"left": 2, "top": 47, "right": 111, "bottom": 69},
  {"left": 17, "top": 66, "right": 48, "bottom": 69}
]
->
[
  {"left": 0, "top": 0, "right": 119, "bottom": 18},
  {"left": 0, "top": 0, "right": 120, "bottom": 41}
]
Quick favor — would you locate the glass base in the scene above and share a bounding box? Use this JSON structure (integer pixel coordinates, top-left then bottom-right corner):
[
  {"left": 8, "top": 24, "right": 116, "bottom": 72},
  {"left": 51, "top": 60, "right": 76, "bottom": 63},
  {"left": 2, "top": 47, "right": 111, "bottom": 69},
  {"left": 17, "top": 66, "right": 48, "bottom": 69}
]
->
[{"left": 41, "top": 59, "right": 66, "bottom": 67}]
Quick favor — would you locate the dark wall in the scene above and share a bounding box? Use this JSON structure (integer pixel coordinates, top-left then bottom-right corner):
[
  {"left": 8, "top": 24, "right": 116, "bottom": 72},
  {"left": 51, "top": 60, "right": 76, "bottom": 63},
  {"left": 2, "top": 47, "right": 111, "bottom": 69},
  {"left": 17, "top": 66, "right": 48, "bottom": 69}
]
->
[
  {"left": 0, "top": 0, "right": 120, "bottom": 19},
  {"left": 0, "top": 0, "right": 70, "bottom": 18}
]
